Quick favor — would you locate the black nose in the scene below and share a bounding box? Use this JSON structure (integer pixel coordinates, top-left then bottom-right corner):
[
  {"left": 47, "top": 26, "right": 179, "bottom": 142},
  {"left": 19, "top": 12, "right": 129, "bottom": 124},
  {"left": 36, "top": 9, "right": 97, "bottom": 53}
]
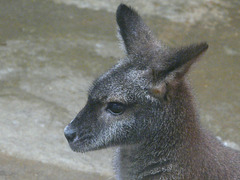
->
[{"left": 64, "top": 126, "right": 77, "bottom": 142}]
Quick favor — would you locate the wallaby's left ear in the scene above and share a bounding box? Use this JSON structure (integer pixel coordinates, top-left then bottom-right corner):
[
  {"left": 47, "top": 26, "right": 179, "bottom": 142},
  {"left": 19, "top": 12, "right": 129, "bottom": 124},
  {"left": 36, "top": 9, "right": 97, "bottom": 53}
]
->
[
  {"left": 150, "top": 42, "right": 208, "bottom": 98},
  {"left": 116, "top": 4, "right": 156, "bottom": 56}
]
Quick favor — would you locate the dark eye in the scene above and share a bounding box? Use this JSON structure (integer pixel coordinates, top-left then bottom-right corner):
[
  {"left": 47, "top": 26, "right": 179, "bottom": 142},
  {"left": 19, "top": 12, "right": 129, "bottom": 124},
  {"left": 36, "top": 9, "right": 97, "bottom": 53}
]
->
[{"left": 106, "top": 102, "right": 125, "bottom": 115}]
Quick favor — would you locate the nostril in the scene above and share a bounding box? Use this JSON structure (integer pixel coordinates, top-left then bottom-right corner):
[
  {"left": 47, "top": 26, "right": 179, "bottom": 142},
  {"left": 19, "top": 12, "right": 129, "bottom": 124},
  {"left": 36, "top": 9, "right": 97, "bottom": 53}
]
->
[{"left": 64, "top": 128, "right": 77, "bottom": 142}]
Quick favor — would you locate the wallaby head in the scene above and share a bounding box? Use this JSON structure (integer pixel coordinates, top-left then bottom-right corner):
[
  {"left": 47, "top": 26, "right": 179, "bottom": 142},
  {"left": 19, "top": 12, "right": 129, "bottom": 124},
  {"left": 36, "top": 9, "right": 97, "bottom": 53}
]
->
[
  {"left": 64, "top": 4, "right": 208, "bottom": 153},
  {"left": 64, "top": 4, "right": 240, "bottom": 180}
]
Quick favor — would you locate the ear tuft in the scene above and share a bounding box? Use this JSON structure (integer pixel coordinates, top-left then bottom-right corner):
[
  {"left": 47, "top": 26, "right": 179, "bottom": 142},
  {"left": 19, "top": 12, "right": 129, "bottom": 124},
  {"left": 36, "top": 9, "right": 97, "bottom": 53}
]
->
[{"left": 150, "top": 83, "right": 167, "bottom": 99}]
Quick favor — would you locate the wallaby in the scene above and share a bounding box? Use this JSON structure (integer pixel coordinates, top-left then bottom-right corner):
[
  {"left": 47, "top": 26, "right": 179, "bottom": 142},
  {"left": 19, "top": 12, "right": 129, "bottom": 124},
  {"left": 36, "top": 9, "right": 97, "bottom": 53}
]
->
[{"left": 64, "top": 4, "right": 240, "bottom": 180}]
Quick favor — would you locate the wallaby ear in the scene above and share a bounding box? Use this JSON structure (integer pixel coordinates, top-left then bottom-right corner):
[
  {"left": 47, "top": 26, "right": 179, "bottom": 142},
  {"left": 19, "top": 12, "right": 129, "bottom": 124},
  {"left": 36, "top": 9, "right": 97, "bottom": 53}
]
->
[
  {"left": 161, "top": 42, "right": 208, "bottom": 79},
  {"left": 116, "top": 4, "right": 156, "bottom": 56},
  {"left": 150, "top": 42, "right": 208, "bottom": 98}
]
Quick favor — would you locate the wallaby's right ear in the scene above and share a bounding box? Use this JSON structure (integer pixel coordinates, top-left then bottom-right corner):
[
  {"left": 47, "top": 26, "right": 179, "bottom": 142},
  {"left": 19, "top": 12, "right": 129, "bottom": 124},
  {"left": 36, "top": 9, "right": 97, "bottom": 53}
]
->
[
  {"left": 116, "top": 4, "right": 156, "bottom": 56},
  {"left": 150, "top": 42, "right": 208, "bottom": 99}
]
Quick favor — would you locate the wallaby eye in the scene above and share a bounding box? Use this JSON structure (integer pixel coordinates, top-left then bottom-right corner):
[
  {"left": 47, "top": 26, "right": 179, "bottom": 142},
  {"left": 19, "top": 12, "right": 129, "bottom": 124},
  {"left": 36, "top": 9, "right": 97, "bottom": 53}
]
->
[{"left": 106, "top": 102, "right": 125, "bottom": 115}]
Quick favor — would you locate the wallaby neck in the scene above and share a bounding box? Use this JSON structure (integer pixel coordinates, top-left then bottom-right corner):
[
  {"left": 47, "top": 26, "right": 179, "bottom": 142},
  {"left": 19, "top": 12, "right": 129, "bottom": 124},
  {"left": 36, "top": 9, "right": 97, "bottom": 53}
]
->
[
  {"left": 115, "top": 119, "right": 203, "bottom": 180},
  {"left": 115, "top": 84, "right": 204, "bottom": 179}
]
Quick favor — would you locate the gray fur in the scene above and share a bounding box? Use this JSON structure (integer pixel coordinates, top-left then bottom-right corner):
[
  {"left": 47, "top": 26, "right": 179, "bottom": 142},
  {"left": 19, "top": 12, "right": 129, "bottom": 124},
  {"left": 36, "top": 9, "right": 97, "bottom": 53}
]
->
[{"left": 64, "top": 4, "right": 240, "bottom": 180}]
